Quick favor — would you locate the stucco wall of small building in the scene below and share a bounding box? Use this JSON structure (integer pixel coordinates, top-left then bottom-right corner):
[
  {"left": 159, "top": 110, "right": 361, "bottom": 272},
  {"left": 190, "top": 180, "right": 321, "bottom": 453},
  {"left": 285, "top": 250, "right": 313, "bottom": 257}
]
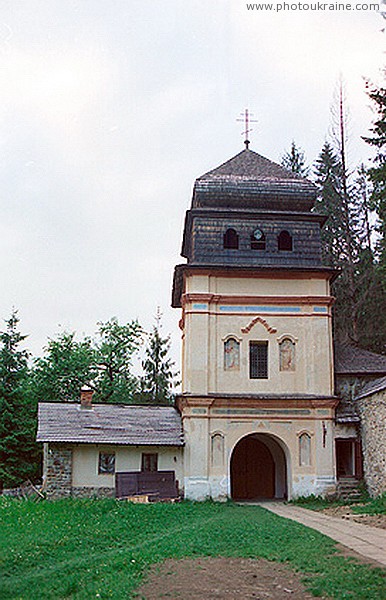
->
[
  {"left": 358, "top": 390, "right": 386, "bottom": 497},
  {"left": 43, "top": 443, "right": 184, "bottom": 498}
]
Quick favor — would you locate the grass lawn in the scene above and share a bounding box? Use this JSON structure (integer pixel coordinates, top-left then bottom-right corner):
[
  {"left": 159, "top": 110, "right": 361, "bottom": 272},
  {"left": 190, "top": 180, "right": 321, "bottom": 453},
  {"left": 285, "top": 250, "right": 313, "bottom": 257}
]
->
[
  {"left": 0, "top": 498, "right": 385, "bottom": 599},
  {"left": 293, "top": 493, "right": 386, "bottom": 515},
  {"left": 351, "top": 494, "right": 386, "bottom": 516}
]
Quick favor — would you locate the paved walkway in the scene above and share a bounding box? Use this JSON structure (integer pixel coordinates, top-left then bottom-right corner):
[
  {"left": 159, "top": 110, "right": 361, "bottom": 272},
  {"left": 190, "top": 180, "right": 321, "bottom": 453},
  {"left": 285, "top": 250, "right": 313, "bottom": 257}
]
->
[{"left": 256, "top": 501, "right": 386, "bottom": 568}]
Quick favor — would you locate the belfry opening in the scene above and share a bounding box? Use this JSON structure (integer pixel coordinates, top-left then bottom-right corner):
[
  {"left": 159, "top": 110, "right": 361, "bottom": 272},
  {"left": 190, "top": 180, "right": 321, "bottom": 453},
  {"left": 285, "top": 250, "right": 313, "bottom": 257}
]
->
[{"left": 230, "top": 434, "right": 288, "bottom": 500}]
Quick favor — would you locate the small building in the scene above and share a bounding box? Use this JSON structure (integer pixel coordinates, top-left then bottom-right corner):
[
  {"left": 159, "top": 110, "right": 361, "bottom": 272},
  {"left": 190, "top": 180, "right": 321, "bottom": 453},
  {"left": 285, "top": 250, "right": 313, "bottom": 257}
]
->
[
  {"left": 37, "top": 390, "right": 184, "bottom": 499},
  {"left": 37, "top": 145, "right": 386, "bottom": 500}
]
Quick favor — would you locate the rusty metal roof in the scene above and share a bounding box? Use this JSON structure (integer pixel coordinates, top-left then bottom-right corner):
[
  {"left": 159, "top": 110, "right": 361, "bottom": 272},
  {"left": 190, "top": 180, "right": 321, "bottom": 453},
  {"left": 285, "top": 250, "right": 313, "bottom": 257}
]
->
[{"left": 37, "top": 403, "right": 184, "bottom": 446}]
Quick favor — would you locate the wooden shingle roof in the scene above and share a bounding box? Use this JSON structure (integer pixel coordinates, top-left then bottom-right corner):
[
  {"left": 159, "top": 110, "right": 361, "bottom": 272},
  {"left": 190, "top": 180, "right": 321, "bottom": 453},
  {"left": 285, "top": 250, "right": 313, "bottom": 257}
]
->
[
  {"left": 37, "top": 403, "right": 184, "bottom": 446},
  {"left": 355, "top": 376, "right": 386, "bottom": 400},
  {"left": 334, "top": 344, "right": 386, "bottom": 376},
  {"left": 192, "top": 149, "right": 317, "bottom": 211}
]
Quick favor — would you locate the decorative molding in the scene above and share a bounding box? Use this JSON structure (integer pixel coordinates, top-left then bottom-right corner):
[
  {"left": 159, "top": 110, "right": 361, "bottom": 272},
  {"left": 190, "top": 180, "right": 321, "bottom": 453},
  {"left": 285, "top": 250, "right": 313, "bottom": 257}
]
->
[
  {"left": 182, "top": 292, "right": 334, "bottom": 306},
  {"left": 183, "top": 267, "right": 337, "bottom": 279},
  {"left": 176, "top": 395, "right": 339, "bottom": 413},
  {"left": 241, "top": 316, "right": 277, "bottom": 334},
  {"left": 210, "top": 430, "right": 225, "bottom": 438},
  {"left": 221, "top": 305, "right": 301, "bottom": 313},
  {"left": 216, "top": 295, "right": 334, "bottom": 306},
  {"left": 277, "top": 333, "right": 298, "bottom": 344},
  {"left": 222, "top": 333, "right": 243, "bottom": 343}
]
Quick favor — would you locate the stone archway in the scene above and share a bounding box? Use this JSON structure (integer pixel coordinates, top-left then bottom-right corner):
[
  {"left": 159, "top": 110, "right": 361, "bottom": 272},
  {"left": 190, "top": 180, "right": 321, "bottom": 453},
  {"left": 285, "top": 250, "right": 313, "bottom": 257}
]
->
[{"left": 230, "top": 433, "right": 287, "bottom": 500}]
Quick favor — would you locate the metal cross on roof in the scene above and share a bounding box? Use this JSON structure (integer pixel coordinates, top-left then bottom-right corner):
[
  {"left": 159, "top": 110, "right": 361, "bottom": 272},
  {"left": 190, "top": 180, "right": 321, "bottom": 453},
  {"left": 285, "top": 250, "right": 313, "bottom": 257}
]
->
[{"left": 237, "top": 108, "right": 258, "bottom": 149}]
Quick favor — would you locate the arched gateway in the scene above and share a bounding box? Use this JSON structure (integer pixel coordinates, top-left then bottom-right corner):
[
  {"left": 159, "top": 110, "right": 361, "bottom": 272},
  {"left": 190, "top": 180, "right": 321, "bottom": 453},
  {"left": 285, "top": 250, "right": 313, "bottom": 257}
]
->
[{"left": 231, "top": 434, "right": 288, "bottom": 500}]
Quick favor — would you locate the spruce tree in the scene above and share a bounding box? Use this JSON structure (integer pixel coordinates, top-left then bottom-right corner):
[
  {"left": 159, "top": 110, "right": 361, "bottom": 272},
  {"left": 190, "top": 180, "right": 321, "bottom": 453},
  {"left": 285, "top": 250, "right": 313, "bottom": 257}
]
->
[
  {"left": 281, "top": 141, "right": 309, "bottom": 176},
  {"left": 314, "top": 139, "right": 386, "bottom": 352},
  {"left": 0, "top": 311, "right": 40, "bottom": 488},
  {"left": 314, "top": 142, "right": 348, "bottom": 265},
  {"left": 363, "top": 78, "right": 386, "bottom": 283},
  {"left": 314, "top": 142, "right": 361, "bottom": 345},
  {"left": 140, "top": 309, "right": 178, "bottom": 405}
]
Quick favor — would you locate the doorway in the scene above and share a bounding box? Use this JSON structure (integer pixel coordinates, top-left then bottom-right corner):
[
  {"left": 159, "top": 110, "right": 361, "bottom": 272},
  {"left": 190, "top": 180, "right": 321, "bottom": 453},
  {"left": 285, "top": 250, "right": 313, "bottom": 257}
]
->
[
  {"left": 335, "top": 439, "right": 363, "bottom": 479},
  {"left": 230, "top": 434, "right": 287, "bottom": 500}
]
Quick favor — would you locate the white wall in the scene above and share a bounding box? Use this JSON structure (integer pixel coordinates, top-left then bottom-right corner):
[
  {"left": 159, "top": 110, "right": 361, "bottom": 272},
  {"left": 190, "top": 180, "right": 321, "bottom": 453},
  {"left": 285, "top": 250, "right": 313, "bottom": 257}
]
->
[{"left": 72, "top": 445, "right": 184, "bottom": 489}]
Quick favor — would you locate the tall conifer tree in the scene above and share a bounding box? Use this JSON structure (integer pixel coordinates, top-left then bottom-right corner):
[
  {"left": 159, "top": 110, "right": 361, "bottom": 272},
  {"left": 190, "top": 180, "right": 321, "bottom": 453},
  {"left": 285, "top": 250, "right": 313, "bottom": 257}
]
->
[
  {"left": 363, "top": 78, "right": 386, "bottom": 282},
  {"left": 0, "top": 312, "right": 40, "bottom": 487},
  {"left": 140, "top": 309, "right": 178, "bottom": 405},
  {"left": 281, "top": 141, "right": 309, "bottom": 176}
]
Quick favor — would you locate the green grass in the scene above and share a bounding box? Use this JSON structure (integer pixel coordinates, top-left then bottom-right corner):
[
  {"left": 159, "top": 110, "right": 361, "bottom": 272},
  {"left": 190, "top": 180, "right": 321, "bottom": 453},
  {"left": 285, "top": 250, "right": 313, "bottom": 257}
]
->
[
  {"left": 292, "top": 494, "right": 347, "bottom": 510},
  {"left": 351, "top": 493, "right": 386, "bottom": 516},
  {"left": 0, "top": 499, "right": 385, "bottom": 599},
  {"left": 293, "top": 492, "right": 386, "bottom": 515}
]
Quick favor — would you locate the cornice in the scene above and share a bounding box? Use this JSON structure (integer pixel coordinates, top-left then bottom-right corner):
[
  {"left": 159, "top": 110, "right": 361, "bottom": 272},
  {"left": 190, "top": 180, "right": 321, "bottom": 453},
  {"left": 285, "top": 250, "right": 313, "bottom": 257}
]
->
[
  {"left": 182, "top": 293, "right": 335, "bottom": 307},
  {"left": 176, "top": 394, "right": 339, "bottom": 411}
]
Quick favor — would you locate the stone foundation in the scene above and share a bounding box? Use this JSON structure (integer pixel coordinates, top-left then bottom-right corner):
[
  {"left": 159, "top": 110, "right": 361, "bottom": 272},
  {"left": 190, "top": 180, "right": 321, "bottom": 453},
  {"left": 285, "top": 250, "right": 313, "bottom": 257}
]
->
[
  {"left": 71, "top": 486, "right": 115, "bottom": 498},
  {"left": 358, "top": 390, "right": 386, "bottom": 497}
]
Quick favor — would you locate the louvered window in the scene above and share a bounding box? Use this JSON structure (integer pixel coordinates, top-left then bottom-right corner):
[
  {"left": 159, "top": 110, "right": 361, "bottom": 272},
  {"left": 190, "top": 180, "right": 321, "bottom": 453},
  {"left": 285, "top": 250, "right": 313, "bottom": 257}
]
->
[
  {"left": 249, "top": 342, "right": 268, "bottom": 379},
  {"left": 278, "top": 230, "right": 293, "bottom": 251},
  {"left": 223, "top": 228, "right": 239, "bottom": 249}
]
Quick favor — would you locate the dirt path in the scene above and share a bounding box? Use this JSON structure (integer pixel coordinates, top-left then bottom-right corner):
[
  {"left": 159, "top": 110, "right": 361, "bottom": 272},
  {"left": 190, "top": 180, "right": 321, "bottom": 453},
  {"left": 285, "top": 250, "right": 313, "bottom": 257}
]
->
[
  {"left": 135, "top": 557, "right": 317, "bottom": 599},
  {"left": 319, "top": 505, "right": 386, "bottom": 530}
]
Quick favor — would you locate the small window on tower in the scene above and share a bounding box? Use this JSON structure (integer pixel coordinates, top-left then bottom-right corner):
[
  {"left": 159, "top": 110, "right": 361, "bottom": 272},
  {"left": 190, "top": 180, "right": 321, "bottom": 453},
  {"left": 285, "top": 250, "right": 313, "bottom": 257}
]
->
[
  {"left": 249, "top": 342, "right": 268, "bottom": 379},
  {"left": 223, "top": 228, "right": 239, "bottom": 249},
  {"left": 278, "top": 230, "right": 293, "bottom": 251},
  {"left": 251, "top": 228, "right": 266, "bottom": 250}
]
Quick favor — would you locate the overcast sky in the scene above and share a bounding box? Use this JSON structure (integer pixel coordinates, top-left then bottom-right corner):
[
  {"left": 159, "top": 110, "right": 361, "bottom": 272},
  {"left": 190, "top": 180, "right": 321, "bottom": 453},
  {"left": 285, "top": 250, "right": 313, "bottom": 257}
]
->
[{"left": 0, "top": 1, "right": 384, "bottom": 370}]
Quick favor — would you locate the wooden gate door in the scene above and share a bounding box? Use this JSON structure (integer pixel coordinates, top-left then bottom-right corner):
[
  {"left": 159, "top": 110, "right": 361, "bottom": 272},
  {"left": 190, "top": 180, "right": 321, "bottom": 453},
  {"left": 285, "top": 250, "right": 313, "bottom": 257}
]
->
[{"left": 231, "top": 437, "right": 275, "bottom": 500}]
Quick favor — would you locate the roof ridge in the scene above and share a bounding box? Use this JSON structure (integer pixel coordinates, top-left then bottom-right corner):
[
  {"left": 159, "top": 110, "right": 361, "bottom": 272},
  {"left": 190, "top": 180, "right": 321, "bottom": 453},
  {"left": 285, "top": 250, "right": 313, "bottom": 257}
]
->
[{"left": 196, "top": 148, "right": 313, "bottom": 185}]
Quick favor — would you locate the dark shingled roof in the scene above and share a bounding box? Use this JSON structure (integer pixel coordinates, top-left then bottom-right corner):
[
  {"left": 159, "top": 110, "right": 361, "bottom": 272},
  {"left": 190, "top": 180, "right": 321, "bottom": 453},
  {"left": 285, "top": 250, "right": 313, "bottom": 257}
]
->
[
  {"left": 355, "top": 376, "right": 386, "bottom": 400},
  {"left": 335, "top": 400, "right": 361, "bottom": 424},
  {"left": 192, "top": 149, "right": 317, "bottom": 211},
  {"left": 334, "top": 343, "right": 386, "bottom": 376},
  {"left": 37, "top": 403, "right": 184, "bottom": 446}
]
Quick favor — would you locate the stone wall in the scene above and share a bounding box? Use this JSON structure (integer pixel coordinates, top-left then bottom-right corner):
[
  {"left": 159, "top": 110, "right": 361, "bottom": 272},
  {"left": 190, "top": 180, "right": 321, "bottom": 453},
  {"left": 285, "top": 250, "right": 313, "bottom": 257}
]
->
[
  {"left": 71, "top": 487, "right": 115, "bottom": 498},
  {"left": 45, "top": 446, "right": 117, "bottom": 499},
  {"left": 46, "top": 446, "right": 73, "bottom": 499},
  {"left": 358, "top": 390, "right": 386, "bottom": 497}
]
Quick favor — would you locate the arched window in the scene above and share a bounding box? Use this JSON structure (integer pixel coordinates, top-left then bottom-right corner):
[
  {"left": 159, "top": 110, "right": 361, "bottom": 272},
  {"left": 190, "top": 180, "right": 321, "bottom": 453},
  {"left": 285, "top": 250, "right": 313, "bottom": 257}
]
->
[
  {"left": 250, "top": 229, "right": 266, "bottom": 250},
  {"left": 223, "top": 228, "right": 239, "bottom": 249},
  {"left": 299, "top": 433, "right": 311, "bottom": 466},
  {"left": 278, "top": 230, "right": 293, "bottom": 251}
]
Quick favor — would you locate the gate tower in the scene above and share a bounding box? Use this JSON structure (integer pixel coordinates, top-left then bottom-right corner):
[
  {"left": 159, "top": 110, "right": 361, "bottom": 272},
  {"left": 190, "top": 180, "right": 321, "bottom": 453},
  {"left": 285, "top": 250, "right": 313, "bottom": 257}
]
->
[{"left": 172, "top": 147, "right": 339, "bottom": 500}]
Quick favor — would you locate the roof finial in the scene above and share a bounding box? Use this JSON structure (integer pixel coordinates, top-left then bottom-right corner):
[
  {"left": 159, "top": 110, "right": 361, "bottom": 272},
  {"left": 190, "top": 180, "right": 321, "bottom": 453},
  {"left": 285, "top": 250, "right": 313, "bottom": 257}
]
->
[{"left": 237, "top": 108, "right": 257, "bottom": 150}]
